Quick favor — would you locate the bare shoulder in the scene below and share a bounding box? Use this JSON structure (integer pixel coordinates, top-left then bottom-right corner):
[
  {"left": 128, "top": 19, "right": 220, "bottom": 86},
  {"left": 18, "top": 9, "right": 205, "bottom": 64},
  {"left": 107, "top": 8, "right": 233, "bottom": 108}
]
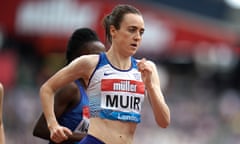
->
[
  {"left": 65, "top": 54, "right": 100, "bottom": 85},
  {"left": 72, "top": 54, "right": 100, "bottom": 67},
  {"left": 68, "top": 54, "right": 100, "bottom": 77}
]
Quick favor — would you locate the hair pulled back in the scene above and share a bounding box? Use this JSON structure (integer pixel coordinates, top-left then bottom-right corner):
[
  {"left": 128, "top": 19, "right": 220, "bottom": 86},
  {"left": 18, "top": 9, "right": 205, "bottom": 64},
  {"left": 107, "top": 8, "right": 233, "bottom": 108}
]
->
[{"left": 103, "top": 4, "right": 142, "bottom": 44}]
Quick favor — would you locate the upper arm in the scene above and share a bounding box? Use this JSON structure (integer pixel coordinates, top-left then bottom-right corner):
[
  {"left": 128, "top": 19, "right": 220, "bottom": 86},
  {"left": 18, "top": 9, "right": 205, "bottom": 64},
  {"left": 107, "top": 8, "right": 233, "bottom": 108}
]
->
[{"left": 44, "top": 55, "right": 99, "bottom": 93}]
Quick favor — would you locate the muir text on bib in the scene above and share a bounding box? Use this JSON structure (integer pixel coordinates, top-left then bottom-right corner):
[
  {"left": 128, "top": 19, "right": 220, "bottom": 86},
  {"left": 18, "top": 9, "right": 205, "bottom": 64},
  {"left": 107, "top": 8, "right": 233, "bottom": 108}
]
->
[{"left": 100, "top": 79, "right": 145, "bottom": 123}]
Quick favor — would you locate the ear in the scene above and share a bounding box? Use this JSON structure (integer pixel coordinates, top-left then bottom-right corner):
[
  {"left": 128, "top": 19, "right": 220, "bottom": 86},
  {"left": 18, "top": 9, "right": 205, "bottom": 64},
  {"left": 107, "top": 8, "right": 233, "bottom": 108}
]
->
[{"left": 110, "top": 25, "right": 117, "bottom": 38}]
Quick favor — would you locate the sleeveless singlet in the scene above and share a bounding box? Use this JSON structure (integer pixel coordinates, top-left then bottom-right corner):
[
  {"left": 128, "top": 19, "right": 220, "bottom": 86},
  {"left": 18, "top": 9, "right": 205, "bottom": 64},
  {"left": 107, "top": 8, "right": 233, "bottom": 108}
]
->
[
  {"left": 49, "top": 80, "right": 90, "bottom": 144},
  {"left": 87, "top": 52, "right": 145, "bottom": 123}
]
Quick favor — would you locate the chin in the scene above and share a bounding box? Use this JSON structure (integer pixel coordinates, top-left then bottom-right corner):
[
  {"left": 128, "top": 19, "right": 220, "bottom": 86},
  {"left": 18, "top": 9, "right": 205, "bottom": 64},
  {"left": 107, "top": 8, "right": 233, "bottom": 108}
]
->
[{"left": 129, "top": 51, "right": 137, "bottom": 56}]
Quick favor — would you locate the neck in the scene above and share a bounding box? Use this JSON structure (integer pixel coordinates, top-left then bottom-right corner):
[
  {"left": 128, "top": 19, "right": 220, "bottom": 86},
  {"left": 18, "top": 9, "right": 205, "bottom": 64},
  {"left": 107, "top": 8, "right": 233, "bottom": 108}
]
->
[{"left": 106, "top": 49, "right": 131, "bottom": 70}]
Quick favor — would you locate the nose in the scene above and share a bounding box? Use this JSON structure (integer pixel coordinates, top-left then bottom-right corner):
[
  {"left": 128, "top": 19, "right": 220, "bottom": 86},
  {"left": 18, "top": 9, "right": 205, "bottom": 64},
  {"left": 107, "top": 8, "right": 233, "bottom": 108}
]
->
[{"left": 134, "top": 32, "right": 142, "bottom": 41}]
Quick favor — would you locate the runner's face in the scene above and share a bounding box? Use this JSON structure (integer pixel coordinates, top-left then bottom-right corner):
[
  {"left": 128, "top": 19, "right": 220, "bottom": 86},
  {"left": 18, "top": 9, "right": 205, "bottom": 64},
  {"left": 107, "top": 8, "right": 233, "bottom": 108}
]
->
[{"left": 111, "top": 13, "right": 145, "bottom": 56}]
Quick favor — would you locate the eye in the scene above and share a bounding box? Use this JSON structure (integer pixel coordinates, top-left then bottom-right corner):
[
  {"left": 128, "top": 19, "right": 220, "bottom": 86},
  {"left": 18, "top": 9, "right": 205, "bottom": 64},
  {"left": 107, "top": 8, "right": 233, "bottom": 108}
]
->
[
  {"left": 128, "top": 27, "right": 145, "bottom": 36},
  {"left": 128, "top": 27, "right": 136, "bottom": 33},
  {"left": 139, "top": 30, "right": 144, "bottom": 36}
]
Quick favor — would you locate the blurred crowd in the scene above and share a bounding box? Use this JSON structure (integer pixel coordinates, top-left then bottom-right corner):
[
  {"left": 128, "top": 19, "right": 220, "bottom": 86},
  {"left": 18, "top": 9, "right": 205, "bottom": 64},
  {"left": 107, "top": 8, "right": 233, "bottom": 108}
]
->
[{"left": 1, "top": 0, "right": 240, "bottom": 144}]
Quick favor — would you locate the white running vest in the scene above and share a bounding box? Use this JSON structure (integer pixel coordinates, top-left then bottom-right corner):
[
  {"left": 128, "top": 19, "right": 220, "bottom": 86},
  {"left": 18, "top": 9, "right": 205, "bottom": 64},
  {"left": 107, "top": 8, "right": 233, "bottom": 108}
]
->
[{"left": 87, "top": 53, "right": 145, "bottom": 123}]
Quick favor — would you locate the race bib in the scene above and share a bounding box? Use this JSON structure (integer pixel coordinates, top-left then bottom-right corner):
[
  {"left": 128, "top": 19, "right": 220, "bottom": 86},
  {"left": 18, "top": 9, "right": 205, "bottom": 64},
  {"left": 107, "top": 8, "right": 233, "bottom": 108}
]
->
[{"left": 99, "top": 79, "right": 145, "bottom": 123}]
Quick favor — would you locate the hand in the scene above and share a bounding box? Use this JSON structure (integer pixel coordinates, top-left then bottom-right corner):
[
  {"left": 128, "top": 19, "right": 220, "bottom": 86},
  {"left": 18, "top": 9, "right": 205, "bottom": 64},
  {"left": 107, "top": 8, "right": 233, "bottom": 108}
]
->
[
  {"left": 137, "top": 58, "right": 153, "bottom": 87},
  {"left": 49, "top": 124, "right": 72, "bottom": 143}
]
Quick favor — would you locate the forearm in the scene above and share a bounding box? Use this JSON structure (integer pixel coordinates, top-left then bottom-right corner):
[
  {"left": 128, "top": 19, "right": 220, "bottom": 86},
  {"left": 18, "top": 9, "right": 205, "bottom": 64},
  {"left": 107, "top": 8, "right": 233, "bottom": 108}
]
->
[
  {"left": 40, "top": 84, "right": 58, "bottom": 129},
  {"left": 146, "top": 84, "right": 170, "bottom": 128}
]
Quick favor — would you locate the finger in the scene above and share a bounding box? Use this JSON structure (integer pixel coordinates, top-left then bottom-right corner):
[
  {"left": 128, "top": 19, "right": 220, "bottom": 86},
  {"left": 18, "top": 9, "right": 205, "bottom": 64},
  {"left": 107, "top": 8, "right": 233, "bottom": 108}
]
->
[
  {"left": 50, "top": 132, "right": 59, "bottom": 140},
  {"left": 63, "top": 127, "right": 73, "bottom": 136},
  {"left": 57, "top": 129, "right": 68, "bottom": 140},
  {"left": 138, "top": 62, "right": 145, "bottom": 72},
  {"left": 51, "top": 135, "right": 62, "bottom": 143},
  {"left": 138, "top": 57, "right": 147, "bottom": 66},
  {"left": 137, "top": 58, "right": 146, "bottom": 65},
  {"left": 139, "top": 57, "right": 146, "bottom": 62}
]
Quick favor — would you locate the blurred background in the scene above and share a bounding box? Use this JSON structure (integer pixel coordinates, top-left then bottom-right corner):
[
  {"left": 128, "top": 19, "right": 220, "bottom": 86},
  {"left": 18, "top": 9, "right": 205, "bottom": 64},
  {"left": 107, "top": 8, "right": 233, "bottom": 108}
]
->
[{"left": 1, "top": 0, "right": 240, "bottom": 143}]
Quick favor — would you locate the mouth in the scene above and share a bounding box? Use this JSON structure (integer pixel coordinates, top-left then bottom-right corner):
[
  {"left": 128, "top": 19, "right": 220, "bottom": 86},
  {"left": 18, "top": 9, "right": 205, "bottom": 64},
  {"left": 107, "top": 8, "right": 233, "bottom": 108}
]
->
[{"left": 130, "top": 43, "right": 137, "bottom": 48}]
